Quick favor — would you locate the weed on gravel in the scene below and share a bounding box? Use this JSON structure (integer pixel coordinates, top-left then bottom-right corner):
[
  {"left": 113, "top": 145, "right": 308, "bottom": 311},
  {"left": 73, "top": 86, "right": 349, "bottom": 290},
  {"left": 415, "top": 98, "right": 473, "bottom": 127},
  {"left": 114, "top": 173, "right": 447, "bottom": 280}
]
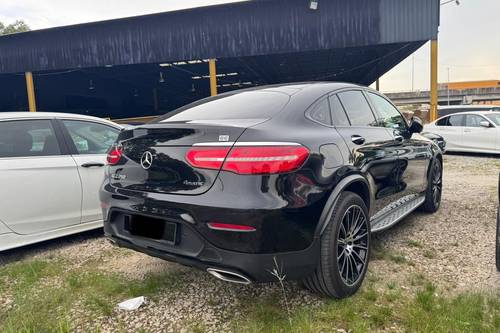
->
[{"left": 0, "top": 257, "right": 183, "bottom": 332}]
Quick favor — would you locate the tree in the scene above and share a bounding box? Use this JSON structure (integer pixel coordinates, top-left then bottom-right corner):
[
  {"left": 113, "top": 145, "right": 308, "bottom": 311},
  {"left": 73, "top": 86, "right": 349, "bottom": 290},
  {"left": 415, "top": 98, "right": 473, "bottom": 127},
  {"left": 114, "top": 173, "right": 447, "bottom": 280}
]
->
[{"left": 0, "top": 20, "right": 30, "bottom": 35}]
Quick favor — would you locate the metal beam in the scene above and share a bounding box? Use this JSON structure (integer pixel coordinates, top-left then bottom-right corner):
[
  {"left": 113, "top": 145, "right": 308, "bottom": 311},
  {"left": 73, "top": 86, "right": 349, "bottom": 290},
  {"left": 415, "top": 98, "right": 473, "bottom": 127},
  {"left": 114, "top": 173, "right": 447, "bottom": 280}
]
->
[
  {"left": 209, "top": 59, "right": 218, "bottom": 96},
  {"left": 430, "top": 39, "right": 438, "bottom": 121},
  {"left": 25, "top": 72, "right": 37, "bottom": 112}
]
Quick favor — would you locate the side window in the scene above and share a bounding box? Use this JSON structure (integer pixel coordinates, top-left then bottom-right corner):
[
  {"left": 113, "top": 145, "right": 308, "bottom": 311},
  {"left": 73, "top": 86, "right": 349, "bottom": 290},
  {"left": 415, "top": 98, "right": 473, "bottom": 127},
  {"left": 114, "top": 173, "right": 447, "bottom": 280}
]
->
[
  {"left": 436, "top": 117, "right": 450, "bottom": 126},
  {"left": 465, "top": 115, "right": 486, "bottom": 127},
  {"left": 63, "top": 120, "right": 119, "bottom": 155},
  {"left": 329, "top": 95, "right": 350, "bottom": 126},
  {"left": 449, "top": 115, "right": 465, "bottom": 127},
  {"left": 0, "top": 120, "right": 61, "bottom": 158},
  {"left": 308, "top": 98, "right": 332, "bottom": 126},
  {"left": 367, "top": 92, "right": 407, "bottom": 131},
  {"left": 337, "top": 91, "right": 376, "bottom": 126}
]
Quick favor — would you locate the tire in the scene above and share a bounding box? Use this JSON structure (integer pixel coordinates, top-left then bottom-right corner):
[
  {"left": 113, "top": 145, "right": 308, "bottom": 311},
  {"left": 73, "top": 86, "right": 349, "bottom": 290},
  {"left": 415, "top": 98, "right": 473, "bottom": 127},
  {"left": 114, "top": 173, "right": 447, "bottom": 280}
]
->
[
  {"left": 496, "top": 206, "right": 500, "bottom": 272},
  {"left": 303, "top": 191, "right": 370, "bottom": 298},
  {"left": 420, "top": 158, "right": 442, "bottom": 213}
]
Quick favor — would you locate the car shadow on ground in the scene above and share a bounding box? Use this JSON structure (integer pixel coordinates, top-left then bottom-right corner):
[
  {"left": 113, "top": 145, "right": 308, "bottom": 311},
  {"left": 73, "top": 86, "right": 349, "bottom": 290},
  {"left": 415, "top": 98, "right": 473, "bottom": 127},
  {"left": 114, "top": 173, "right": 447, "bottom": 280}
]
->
[
  {"left": 445, "top": 151, "right": 499, "bottom": 159},
  {"left": 0, "top": 228, "right": 104, "bottom": 266}
]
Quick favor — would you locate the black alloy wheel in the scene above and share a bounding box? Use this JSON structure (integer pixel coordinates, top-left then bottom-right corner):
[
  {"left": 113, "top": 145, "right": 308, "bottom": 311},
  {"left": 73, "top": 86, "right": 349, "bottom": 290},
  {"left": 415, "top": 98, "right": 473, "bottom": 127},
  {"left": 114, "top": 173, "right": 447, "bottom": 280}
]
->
[
  {"left": 421, "top": 159, "right": 442, "bottom": 213},
  {"left": 337, "top": 205, "right": 369, "bottom": 286},
  {"left": 303, "top": 191, "right": 371, "bottom": 298}
]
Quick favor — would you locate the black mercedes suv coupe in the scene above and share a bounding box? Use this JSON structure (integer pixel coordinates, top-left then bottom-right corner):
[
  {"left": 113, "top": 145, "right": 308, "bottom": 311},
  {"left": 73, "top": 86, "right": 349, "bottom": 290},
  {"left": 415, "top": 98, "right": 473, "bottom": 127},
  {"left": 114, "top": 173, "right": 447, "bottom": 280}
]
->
[{"left": 100, "top": 82, "right": 443, "bottom": 298}]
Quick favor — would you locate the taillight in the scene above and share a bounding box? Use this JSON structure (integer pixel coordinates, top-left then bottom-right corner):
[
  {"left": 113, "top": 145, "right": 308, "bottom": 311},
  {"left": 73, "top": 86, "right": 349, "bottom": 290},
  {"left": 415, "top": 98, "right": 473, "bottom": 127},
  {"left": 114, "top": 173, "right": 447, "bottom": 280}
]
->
[
  {"left": 186, "top": 144, "right": 309, "bottom": 175},
  {"left": 107, "top": 144, "right": 123, "bottom": 165},
  {"left": 185, "top": 147, "right": 231, "bottom": 170}
]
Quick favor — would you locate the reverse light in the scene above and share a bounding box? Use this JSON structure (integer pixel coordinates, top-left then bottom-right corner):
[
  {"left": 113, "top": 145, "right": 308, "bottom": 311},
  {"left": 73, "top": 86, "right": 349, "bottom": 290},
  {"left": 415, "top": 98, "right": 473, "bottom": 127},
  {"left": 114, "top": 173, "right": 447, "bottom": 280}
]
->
[
  {"left": 107, "top": 144, "right": 123, "bottom": 165},
  {"left": 186, "top": 145, "right": 309, "bottom": 175},
  {"left": 207, "top": 222, "right": 256, "bottom": 232}
]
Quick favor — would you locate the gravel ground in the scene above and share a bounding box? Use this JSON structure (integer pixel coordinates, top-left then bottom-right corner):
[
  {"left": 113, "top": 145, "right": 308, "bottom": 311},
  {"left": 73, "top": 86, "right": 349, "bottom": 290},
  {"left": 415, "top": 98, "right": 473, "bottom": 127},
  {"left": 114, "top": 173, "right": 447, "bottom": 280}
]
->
[{"left": 1, "top": 154, "right": 499, "bottom": 332}]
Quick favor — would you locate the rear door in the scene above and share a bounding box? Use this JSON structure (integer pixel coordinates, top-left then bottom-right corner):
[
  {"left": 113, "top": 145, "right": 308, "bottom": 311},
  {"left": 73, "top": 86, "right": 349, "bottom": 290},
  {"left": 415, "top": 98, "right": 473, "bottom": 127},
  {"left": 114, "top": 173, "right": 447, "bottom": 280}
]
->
[
  {"left": 434, "top": 115, "right": 465, "bottom": 150},
  {"left": 462, "top": 114, "right": 497, "bottom": 152},
  {"left": 0, "top": 118, "right": 81, "bottom": 235},
  {"left": 60, "top": 119, "right": 120, "bottom": 223},
  {"left": 333, "top": 90, "right": 402, "bottom": 216}
]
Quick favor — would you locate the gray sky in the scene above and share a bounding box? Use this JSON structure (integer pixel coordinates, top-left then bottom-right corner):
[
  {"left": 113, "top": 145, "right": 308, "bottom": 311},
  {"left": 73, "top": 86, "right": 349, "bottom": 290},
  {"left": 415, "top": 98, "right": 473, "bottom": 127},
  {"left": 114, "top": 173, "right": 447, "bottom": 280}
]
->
[{"left": 1, "top": 0, "right": 498, "bottom": 92}]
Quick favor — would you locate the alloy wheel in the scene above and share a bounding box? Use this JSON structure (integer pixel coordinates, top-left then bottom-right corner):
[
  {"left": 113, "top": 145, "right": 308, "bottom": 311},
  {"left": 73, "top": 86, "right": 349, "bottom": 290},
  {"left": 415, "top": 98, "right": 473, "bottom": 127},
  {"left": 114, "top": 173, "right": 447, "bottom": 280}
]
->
[
  {"left": 337, "top": 205, "right": 369, "bottom": 286},
  {"left": 432, "top": 162, "right": 442, "bottom": 206}
]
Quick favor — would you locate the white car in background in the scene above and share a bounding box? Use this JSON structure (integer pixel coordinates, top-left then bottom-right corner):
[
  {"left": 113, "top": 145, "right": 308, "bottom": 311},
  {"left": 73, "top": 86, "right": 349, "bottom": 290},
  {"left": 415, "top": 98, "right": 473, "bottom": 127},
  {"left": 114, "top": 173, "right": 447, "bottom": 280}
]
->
[
  {"left": 425, "top": 111, "right": 500, "bottom": 154},
  {"left": 0, "top": 112, "right": 122, "bottom": 251}
]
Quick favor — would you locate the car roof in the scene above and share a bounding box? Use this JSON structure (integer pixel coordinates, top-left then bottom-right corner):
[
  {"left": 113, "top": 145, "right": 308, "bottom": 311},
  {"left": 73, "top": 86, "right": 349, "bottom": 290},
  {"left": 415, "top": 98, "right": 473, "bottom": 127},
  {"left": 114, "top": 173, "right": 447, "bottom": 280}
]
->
[{"left": 0, "top": 112, "right": 123, "bottom": 128}]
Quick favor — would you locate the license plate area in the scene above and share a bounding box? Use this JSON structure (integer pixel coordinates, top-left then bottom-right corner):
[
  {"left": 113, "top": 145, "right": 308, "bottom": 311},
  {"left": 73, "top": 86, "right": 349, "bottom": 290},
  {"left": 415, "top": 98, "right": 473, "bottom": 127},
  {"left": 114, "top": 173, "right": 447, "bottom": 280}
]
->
[{"left": 124, "top": 214, "right": 178, "bottom": 245}]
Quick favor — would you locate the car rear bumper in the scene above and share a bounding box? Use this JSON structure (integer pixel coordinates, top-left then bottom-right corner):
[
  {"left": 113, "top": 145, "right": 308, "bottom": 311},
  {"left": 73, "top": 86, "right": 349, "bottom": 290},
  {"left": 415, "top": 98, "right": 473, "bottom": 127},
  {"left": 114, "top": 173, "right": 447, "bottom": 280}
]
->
[
  {"left": 104, "top": 213, "right": 319, "bottom": 282},
  {"left": 100, "top": 178, "right": 324, "bottom": 282}
]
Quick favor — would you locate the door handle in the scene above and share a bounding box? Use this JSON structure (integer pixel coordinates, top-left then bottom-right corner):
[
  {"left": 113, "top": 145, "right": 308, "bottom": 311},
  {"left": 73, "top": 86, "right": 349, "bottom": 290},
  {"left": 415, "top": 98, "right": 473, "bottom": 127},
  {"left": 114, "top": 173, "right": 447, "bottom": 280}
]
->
[
  {"left": 351, "top": 135, "right": 366, "bottom": 145},
  {"left": 464, "top": 129, "right": 472, "bottom": 133},
  {"left": 81, "top": 162, "right": 105, "bottom": 168}
]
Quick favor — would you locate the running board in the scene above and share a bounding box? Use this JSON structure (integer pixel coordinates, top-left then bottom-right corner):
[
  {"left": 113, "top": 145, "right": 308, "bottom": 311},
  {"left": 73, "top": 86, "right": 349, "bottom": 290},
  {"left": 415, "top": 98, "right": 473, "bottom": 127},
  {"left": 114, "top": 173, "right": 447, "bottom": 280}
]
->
[{"left": 370, "top": 194, "right": 425, "bottom": 233}]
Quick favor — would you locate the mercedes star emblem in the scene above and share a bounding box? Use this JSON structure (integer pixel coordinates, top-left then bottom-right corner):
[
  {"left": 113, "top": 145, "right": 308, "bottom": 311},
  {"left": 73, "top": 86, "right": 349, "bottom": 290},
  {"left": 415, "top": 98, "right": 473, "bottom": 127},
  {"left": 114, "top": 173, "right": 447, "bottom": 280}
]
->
[{"left": 140, "top": 151, "right": 154, "bottom": 170}]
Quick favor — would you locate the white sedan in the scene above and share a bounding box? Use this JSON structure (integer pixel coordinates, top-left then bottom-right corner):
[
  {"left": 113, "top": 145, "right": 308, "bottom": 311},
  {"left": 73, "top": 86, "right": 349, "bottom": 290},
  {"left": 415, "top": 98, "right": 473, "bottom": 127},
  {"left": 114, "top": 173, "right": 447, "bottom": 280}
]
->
[
  {"left": 425, "top": 111, "right": 500, "bottom": 154},
  {"left": 0, "top": 112, "right": 122, "bottom": 251}
]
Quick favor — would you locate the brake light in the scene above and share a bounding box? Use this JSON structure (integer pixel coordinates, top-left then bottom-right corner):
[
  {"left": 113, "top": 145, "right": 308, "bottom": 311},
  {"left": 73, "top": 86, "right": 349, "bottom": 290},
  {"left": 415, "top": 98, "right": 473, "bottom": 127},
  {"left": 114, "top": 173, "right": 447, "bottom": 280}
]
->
[
  {"left": 186, "top": 145, "right": 309, "bottom": 175},
  {"left": 185, "top": 147, "right": 231, "bottom": 170},
  {"left": 107, "top": 144, "right": 123, "bottom": 165}
]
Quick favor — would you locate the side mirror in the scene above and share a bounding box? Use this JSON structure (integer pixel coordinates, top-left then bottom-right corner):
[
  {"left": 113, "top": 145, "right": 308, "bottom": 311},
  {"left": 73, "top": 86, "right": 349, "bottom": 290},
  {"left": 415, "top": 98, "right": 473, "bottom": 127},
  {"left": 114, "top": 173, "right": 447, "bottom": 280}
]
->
[
  {"left": 409, "top": 116, "right": 424, "bottom": 134},
  {"left": 479, "top": 121, "right": 491, "bottom": 128}
]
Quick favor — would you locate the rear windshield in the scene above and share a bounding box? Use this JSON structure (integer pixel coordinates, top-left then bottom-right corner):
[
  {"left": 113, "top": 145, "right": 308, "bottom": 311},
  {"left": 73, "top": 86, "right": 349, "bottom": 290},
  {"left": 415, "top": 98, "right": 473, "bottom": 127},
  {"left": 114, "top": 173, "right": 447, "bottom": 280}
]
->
[
  {"left": 157, "top": 91, "right": 290, "bottom": 122},
  {"left": 486, "top": 113, "right": 500, "bottom": 126}
]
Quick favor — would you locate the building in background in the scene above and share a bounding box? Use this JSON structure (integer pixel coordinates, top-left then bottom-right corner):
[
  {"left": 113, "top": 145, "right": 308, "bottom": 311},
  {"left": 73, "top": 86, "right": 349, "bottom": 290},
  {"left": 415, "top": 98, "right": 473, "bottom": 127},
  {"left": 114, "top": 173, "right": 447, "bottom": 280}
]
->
[{"left": 0, "top": 0, "right": 440, "bottom": 120}]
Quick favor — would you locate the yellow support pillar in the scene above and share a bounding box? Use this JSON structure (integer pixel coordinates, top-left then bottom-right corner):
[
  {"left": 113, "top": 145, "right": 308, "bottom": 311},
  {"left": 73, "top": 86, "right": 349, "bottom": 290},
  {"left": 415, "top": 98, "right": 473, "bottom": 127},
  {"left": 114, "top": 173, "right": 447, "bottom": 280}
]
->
[
  {"left": 209, "top": 59, "right": 218, "bottom": 96},
  {"left": 430, "top": 39, "right": 438, "bottom": 122},
  {"left": 25, "top": 72, "right": 37, "bottom": 112}
]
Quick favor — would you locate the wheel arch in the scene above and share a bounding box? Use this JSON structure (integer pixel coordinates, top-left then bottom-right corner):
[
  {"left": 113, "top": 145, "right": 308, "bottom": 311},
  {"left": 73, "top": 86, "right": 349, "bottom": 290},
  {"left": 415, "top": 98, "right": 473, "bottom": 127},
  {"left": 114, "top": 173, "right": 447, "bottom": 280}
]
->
[{"left": 315, "top": 174, "right": 370, "bottom": 236}]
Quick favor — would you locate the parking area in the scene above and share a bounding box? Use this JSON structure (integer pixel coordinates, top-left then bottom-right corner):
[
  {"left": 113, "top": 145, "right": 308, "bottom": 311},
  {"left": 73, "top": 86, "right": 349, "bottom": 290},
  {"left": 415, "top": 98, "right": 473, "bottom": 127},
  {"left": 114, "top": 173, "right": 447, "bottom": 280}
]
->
[{"left": 1, "top": 154, "right": 499, "bottom": 333}]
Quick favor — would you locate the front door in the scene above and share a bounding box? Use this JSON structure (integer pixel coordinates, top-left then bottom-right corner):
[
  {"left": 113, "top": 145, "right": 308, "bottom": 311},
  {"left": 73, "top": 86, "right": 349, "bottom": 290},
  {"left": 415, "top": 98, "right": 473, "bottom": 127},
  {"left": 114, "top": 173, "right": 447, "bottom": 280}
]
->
[
  {"left": 365, "top": 92, "right": 430, "bottom": 197},
  {"left": 332, "top": 90, "right": 402, "bottom": 217},
  {"left": 434, "top": 114, "right": 465, "bottom": 150},
  {"left": 0, "top": 119, "right": 81, "bottom": 235},
  {"left": 462, "top": 114, "right": 497, "bottom": 152},
  {"left": 60, "top": 119, "right": 120, "bottom": 223}
]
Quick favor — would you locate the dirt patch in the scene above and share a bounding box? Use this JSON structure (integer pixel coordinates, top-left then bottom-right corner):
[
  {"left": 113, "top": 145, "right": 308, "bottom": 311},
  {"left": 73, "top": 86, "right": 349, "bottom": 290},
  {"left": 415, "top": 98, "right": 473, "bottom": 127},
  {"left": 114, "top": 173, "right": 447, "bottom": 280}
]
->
[{"left": 374, "top": 154, "right": 500, "bottom": 294}]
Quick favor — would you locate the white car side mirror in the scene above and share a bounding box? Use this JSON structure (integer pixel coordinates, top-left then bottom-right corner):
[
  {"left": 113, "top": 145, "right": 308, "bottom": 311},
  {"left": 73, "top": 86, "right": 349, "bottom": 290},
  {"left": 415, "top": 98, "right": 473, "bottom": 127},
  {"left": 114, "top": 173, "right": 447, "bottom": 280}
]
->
[{"left": 479, "top": 121, "right": 491, "bottom": 128}]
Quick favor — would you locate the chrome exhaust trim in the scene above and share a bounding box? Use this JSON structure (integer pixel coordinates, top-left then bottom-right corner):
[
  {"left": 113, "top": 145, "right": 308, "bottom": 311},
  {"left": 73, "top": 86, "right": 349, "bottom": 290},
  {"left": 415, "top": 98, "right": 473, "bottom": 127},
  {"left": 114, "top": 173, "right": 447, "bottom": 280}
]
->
[{"left": 207, "top": 268, "right": 252, "bottom": 285}]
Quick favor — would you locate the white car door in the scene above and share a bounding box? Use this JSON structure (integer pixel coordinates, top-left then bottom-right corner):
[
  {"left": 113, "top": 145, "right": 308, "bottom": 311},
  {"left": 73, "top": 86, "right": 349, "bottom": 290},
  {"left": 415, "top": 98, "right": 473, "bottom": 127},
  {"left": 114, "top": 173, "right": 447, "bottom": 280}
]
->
[
  {"left": 463, "top": 114, "right": 497, "bottom": 152},
  {"left": 433, "top": 114, "right": 465, "bottom": 150},
  {"left": 0, "top": 119, "right": 82, "bottom": 235},
  {"left": 60, "top": 119, "right": 120, "bottom": 223}
]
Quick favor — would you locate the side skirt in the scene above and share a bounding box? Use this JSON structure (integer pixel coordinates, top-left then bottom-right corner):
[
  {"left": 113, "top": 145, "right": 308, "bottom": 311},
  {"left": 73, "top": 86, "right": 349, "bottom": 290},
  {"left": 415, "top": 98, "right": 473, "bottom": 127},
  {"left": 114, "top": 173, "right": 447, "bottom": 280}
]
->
[
  {"left": 0, "top": 220, "right": 103, "bottom": 252},
  {"left": 370, "top": 194, "right": 425, "bottom": 233}
]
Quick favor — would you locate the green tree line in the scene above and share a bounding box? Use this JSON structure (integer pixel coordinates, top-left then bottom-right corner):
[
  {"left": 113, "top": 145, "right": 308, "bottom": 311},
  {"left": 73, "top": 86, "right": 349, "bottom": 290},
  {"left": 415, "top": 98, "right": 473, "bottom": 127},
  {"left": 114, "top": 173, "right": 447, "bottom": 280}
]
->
[{"left": 0, "top": 20, "right": 30, "bottom": 35}]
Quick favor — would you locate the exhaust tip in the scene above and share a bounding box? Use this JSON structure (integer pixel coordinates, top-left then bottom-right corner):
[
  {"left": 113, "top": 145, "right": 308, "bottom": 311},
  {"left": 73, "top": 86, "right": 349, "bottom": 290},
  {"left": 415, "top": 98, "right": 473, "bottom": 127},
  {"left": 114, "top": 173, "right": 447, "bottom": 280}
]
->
[{"left": 207, "top": 268, "right": 252, "bottom": 285}]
